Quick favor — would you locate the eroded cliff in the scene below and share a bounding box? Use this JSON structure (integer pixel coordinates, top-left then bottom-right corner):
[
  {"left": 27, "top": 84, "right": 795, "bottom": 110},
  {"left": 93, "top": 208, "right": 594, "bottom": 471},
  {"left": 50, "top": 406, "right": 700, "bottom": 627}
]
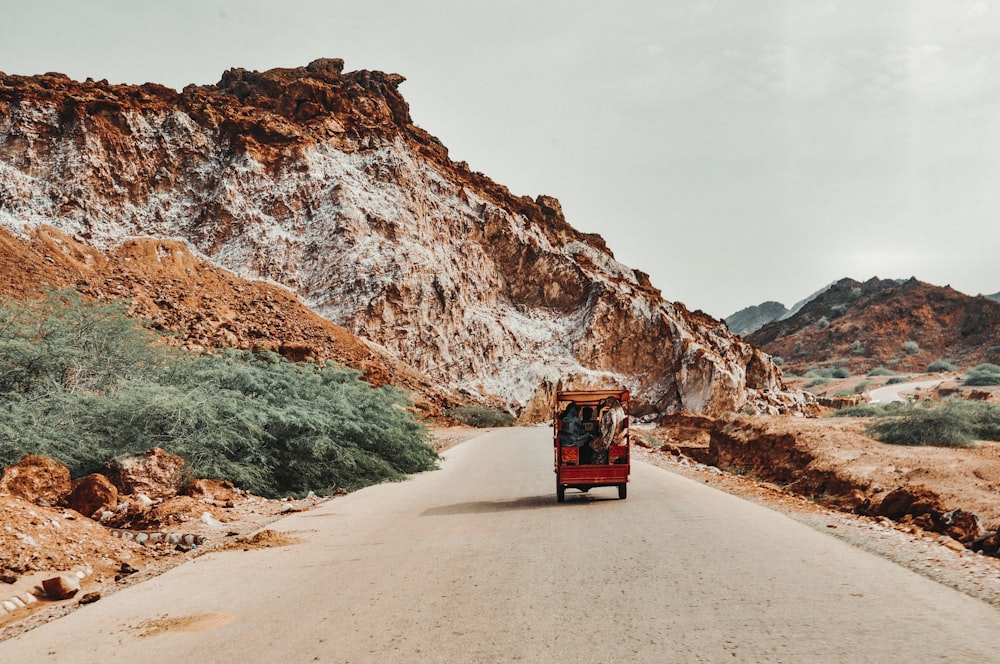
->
[{"left": 0, "top": 59, "right": 798, "bottom": 416}]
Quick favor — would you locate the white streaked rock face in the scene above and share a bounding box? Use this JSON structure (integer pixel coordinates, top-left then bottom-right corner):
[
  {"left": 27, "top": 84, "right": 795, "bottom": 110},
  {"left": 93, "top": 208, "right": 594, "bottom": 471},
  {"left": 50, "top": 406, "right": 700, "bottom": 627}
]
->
[{"left": 0, "top": 65, "right": 792, "bottom": 417}]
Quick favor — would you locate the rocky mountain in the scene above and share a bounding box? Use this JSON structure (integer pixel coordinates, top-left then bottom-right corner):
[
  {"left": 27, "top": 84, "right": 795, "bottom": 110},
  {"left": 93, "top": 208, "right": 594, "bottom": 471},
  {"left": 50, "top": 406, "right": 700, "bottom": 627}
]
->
[
  {"left": 747, "top": 277, "right": 1000, "bottom": 374},
  {"left": 0, "top": 59, "right": 798, "bottom": 418},
  {"left": 988, "top": 292, "right": 1000, "bottom": 303},
  {"left": 725, "top": 301, "right": 788, "bottom": 337}
]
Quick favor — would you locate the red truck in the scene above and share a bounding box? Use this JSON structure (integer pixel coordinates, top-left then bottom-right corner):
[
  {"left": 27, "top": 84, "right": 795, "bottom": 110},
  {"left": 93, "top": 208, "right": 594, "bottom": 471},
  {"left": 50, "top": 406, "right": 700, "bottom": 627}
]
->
[{"left": 553, "top": 388, "right": 630, "bottom": 502}]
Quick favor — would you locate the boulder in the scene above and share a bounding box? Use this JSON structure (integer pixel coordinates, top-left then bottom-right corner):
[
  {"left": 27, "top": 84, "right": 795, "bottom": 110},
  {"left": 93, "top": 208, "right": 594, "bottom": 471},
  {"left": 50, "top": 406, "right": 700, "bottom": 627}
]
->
[
  {"left": 103, "top": 448, "right": 188, "bottom": 500},
  {"left": 873, "top": 486, "right": 984, "bottom": 545},
  {"left": 42, "top": 574, "right": 80, "bottom": 600},
  {"left": 0, "top": 455, "right": 72, "bottom": 505},
  {"left": 940, "top": 509, "right": 984, "bottom": 545},
  {"left": 184, "top": 478, "right": 241, "bottom": 504},
  {"left": 974, "top": 530, "right": 1000, "bottom": 557},
  {"left": 67, "top": 474, "right": 118, "bottom": 519}
]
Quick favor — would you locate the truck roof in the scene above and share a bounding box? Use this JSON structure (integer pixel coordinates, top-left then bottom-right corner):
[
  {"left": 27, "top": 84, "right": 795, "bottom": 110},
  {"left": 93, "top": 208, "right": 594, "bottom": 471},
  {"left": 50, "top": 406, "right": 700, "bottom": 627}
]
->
[{"left": 554, "top": 389, "right": 629, "bottom": 407}]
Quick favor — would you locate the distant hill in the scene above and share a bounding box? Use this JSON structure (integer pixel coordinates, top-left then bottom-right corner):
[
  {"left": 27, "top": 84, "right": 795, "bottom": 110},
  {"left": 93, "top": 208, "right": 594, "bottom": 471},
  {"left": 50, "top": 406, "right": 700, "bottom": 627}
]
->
[
  {"left": 725, "top": 301, "right": 788, "bottom": 336},
  {"left": 747, "top": 277, "right": 1000, "bottom": 374},
  {"left": 988, "top": 292, "right": 1000, "bottom": 303}
]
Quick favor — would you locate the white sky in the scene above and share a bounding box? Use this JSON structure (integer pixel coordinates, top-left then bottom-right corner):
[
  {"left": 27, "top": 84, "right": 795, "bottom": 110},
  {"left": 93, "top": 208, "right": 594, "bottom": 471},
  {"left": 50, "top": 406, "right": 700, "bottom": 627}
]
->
[{"left": 2, "top": 0, "right": 999, "bottom": 318}]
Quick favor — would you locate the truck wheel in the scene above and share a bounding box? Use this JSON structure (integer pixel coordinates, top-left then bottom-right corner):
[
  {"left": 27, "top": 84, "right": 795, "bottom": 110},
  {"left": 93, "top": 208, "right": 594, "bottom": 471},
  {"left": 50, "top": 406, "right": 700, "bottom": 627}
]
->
[
  {"left": 557, "top": 485, "right": 565, "bottom": 503},
  {"left": 618, "top": 483, "right": 627, "bottom": 500}
]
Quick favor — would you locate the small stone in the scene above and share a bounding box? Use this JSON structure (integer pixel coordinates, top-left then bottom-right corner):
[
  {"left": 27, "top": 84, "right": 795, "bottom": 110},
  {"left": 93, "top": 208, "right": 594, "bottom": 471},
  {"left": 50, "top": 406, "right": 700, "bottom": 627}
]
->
[
  {"left": 939, "top": 537, "right": 966, "bottom": 553},
  {"left": 78, "top": 592, "right": 101, "bottom": 605},
  {"left": 4, "top": 600, "right": 19, "bottom": 612}
]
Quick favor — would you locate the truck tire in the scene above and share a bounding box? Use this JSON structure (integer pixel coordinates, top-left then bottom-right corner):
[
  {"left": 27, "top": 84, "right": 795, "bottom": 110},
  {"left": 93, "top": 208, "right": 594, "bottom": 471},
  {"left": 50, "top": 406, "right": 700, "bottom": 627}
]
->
[
  {"left": 618, "top": 483, "right": 627, "bottom": 500},
  {"left": 557, "top": 485, "right": 566, "bottom": 503}
]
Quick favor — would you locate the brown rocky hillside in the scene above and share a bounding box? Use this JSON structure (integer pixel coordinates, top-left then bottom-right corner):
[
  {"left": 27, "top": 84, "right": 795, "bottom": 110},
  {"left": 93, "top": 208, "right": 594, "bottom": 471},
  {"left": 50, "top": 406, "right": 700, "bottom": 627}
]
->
[
  {"left": 0, "top": 224, "right": 448, "bottom": 414},
  {"left": 0, "top": 59, "right": 801, "bottom": 418},
  {"left": 747, "top": 277, "right": 1000, "bottom": 375}
]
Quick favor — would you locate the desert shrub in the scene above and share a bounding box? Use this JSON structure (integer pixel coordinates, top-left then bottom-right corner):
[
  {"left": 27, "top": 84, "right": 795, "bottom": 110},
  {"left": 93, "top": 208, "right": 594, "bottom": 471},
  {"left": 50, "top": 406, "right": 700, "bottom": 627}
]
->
[
  {"left": 830, "top": 402, "right": 906, "bottom": 418},
  {"left": 814, "top": 316, "right": 830, "bottom": 329},
  {"left": 867, "top": 367, "right": 895, "bottom": 377},
  {"left": 805, "top": 367, "right": 833, "bottom": 378},
  {"left": 902, "top": 340, "right": 920, "bottom": 355},
  {"left": 886, "top": 376, "right": 908, "bottom": 385},
  {"left": 833, "top": 389, "right": 854, "bottom": 397},
  {"left": 853, "top": 381, "right": 870, "bottom": 394},
  {"left": 446, "top": 405, "right": 516, "bottom": 428},
  {"left": 864, "top": 401, "right": 1000, "bottom": 447},
  {"left": 0, "top": 293, "right": 437, "bottom": 497},
  {"left": 926, "top": 359, "right": 957, "bottom": 372},
  {"left": 805, "top": 378, "right": 829, "bottom": 388},
  {"left": 771, "top": 356, "right": 784, "bottom": 366},
  {"left": 831, "top": 367, "right": 851, "bottom": 379},
  {"left": 851, "top": 340, "right": 865, "bottom": 355},
  {"left": 793, "top": 341, "right": 804, "bottom": 355},
  {"left": 0, "top": 289, "right": 169, "bottom": 396},
  {"left": 964, "top": 363, "right": 1000, "bottom": 386}
]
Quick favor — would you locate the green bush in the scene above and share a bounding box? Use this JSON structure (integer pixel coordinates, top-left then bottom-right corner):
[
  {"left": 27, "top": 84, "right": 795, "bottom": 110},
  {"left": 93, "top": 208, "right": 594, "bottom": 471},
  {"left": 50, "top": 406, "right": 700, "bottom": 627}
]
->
[
  {"left": 886, "top": 376, "right": 908, "bottom": 385},
  {"left": 830, "top": 402, "right": 906, "bottom": 418},
  {"left": 964, "top": 363, "right": 1000, "bottom": 386},
  {"left": 814, "top": 316, "right": 830, "bottom": 329},
  {"left": 446, "top": 405, "right": 516, "bottom": 428},
  {"left": 831, "top": 367, "right": 851, "bottom": 379},
  {"left": 867, "top": 367, "right": 895, "bottom": 377},
  {"left": 0, "top": 291, "right": 437, "bottom": 497},
  {"left": 771, "top": 356, "right": 784, "bottom": 366},
  {"left": 805, "top": 378, "right": 829, "bottom": 388},
  {"left": 865, "top": 401, "right": 1000, "bottom": 447},
  {"left": 926, "top": 360, "right": 957, "bottom": 372},
  {"left": 902, "top": 340, "right": 920, "bottom": 355},
  {"left": 0, "top": 289, "right": 169, "bottom": 396},
  {"left": 851, "top": 340, "right": 865, "bottom": 355}
]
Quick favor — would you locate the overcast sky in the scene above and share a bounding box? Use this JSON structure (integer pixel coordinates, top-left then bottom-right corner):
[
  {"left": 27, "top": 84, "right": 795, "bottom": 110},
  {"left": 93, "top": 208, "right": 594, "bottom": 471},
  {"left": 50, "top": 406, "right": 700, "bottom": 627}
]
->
[{"left": 2, "top": 1, "right": 999, "bottom": 318}]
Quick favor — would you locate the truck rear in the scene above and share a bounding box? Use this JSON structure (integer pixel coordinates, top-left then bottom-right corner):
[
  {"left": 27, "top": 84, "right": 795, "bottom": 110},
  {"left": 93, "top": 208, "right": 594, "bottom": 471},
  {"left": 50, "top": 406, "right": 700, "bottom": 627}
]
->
[{"left": 553, "top": 388, "right": 630, "bottom": 502}]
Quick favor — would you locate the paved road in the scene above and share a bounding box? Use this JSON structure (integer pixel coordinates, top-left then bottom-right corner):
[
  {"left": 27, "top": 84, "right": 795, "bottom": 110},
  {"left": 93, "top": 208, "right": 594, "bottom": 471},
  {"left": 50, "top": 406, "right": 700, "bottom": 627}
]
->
[
  {"left": 3, "top": 427, "right": 1000, "bottom": 663},
  {"left": 868, "top": 379, "right": 943, "bottom": 404}
]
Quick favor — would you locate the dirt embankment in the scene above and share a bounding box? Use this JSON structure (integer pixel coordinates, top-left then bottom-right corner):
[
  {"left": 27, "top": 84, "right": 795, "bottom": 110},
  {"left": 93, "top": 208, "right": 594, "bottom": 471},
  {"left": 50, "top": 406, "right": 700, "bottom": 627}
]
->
[{"left": 645, "top": 412, "right": 1000, "bottom": 555}]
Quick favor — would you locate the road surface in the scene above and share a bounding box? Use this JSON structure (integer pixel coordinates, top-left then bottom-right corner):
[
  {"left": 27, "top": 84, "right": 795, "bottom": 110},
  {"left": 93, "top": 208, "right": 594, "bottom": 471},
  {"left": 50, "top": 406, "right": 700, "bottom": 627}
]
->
[
  {"left": 2, "top": 427, "right": 1000, "bottom": 663},
  {"left": 868, "top": 379, "right": 943, "bottom": 404}
]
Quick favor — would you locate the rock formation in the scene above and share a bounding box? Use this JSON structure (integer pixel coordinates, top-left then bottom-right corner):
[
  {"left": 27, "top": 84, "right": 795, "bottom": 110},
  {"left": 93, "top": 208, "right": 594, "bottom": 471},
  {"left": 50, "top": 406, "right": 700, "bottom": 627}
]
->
[{"left": 0, "top": 60, "right": 791, "bottom": 417}]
